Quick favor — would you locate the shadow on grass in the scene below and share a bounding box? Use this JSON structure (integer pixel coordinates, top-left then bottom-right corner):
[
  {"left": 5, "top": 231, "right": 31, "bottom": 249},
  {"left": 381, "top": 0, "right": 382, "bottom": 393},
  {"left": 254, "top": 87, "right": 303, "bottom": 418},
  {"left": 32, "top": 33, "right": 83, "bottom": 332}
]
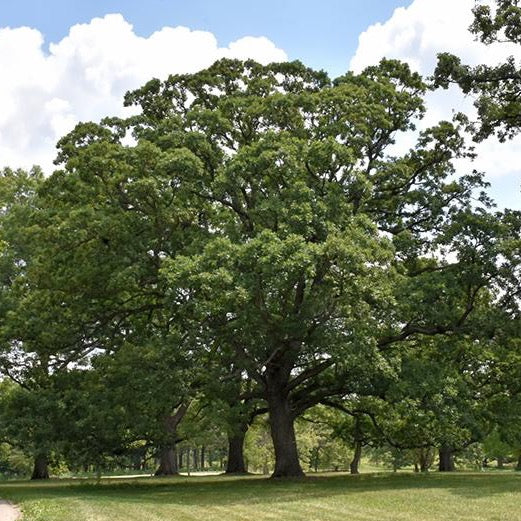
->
[{"left": 0, "top": 472, "right": 519, "bottom": 507}]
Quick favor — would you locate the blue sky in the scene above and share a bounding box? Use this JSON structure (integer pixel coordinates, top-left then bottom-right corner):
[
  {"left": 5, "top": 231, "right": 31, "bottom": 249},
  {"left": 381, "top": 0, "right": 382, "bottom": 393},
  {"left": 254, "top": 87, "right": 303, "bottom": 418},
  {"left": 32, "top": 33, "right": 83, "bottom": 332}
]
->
[
  {"left": 1, "top": 0, "right": 411, "bottom": 77},
  {"left": 0, "top": 0, "right": 519, "bottom": 209}
]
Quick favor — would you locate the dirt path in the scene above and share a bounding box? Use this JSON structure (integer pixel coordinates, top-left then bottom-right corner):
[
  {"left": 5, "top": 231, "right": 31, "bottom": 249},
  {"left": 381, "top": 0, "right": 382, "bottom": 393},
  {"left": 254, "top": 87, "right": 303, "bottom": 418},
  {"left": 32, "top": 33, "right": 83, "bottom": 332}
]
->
[{"left": 0, "top": 499, "right": 21, "bottom": 520}]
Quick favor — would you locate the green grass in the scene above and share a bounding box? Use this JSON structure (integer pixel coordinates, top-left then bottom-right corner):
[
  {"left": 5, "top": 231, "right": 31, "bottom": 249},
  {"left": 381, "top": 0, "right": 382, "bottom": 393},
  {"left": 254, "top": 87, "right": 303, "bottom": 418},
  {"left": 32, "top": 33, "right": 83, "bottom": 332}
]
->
[{"left": 0, "top": 472, "right": 520, "bottom": 521}]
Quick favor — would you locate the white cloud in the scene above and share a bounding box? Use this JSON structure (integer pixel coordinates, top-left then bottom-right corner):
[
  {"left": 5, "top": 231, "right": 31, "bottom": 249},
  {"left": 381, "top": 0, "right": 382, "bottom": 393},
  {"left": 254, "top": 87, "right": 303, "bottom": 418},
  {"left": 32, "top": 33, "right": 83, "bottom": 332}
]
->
[
  {"left": 0, "top": 14, "right": 287, "bottom": 173},
  {"left": 350, "top": 0, "right": 521, "bottom": 209},
  {"left": 350, "top": 0, "right": 519, "bottom": 75}
]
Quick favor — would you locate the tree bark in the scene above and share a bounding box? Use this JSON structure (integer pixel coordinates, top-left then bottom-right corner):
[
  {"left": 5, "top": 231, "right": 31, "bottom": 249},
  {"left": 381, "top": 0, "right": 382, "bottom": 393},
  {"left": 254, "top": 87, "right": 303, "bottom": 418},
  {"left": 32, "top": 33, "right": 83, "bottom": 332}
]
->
[
  {"left": 31, "top": 453, "right": 50, "bottom": 480},
  {"left": 267, "top": 385, "right": 304, "bottom": 478},
  {"left": 155, "top": 446, "right": 178, "bottom": 476},
  {"left": 438, "top": 445, "right": 455, "bottom": 472},
  {"left": 154, "top": 403, "right": 188, "bottom": 476},
  {"left": 226, "top": 429, "right": 248, "bottom": 474},
  {"left": 350, "top": 415, "right": 363, "bottom": 475},
  {"left": 350, "top": 440, "right": 362, "bottom": 475},
  {"left": 516, "top": 454, "right": 521, "bottom": 471}
]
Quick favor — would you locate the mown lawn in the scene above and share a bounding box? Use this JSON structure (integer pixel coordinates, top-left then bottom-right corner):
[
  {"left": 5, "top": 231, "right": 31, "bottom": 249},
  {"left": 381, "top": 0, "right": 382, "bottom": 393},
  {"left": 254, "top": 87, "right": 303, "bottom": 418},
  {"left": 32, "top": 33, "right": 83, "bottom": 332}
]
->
[{"left": 0, "top": 472, "right": 520, "bottom": 521}]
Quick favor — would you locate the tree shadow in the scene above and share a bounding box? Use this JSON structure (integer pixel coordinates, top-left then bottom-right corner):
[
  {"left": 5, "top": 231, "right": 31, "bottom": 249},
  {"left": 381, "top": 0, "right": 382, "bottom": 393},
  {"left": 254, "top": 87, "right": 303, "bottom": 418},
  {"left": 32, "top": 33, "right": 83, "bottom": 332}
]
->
[{"left": 0, "top": 472, "right": 519, "bottom": 507}]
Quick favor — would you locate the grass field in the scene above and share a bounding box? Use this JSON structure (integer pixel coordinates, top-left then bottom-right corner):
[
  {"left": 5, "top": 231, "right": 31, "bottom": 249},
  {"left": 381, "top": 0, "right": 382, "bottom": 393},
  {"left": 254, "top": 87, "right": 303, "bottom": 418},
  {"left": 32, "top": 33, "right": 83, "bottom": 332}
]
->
[{"left": 0, "top": 472, "right": 520, "bottom": 521}]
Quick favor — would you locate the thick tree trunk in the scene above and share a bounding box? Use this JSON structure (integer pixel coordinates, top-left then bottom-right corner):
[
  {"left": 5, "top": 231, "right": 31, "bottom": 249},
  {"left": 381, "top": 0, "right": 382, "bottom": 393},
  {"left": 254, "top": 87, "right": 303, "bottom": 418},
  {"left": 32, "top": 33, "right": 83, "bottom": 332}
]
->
[
  {"left": 267, "top": 389, "right": 304, "bottom": 478},
  {"left": 438, "top": 445, "right": 455, "bottom": 472},
  {"left": 154, "top": 403, "right": 188, "bottom": 476},
  {"left": 226, "top": 430, "right": 248, "bottom": 474},
  {"left": 350, "top": 440, "right": 362, "bottom": 475},
  {"left": 155, "top": 446, "right": 178, "bottom": 476},
  {"left": 31, "top": 453, "right": 49, "bottom": 480}
]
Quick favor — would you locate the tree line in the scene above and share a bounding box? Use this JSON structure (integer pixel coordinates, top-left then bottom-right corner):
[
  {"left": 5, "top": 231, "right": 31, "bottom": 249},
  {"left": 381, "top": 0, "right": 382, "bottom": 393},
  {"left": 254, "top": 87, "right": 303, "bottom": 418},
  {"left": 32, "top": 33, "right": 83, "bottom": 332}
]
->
[{"left": 0, "top": 0, "right": 520, "bottom": 479}]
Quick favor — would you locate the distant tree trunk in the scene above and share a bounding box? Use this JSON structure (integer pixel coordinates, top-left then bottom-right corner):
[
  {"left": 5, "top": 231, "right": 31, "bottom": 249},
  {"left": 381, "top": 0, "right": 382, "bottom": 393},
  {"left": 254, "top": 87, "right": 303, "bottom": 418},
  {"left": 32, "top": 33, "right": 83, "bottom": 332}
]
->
[
  {"left": 350, "top": 441, "right": 362, "bottom": 475},
  {"left": 31, "top": 453, "right": 49, "bottom": 480},
  {"left": 200, "top": 446, "right": 205, "bottom": 470},
  {"left": 266, "top": 364, "right": 304, "bottom": 478},
  {"left": 154, "top": 403, "right": 188, "bottom": 476},
  {"left": 438, "top": 445, "right": 455, "bottom": 472},
  {"left": 178, "top": 449, "right": 184, "bottom": 470},
  {"left": 309, "top": 447, "right": 320, "bottom": 472},
  {"left": 497, "top": 456, "right": 504, "bottom": 469},
  {"left": 131, "top": 450, "right": 143, "bottom": 471},
  {"left": 350, "top": 415, "right": 363, "bottom": 475},
  {"left": 262, "top": 456, "right": 270, "bottom": 475},
  {"left": 226, "top": 428, "right": 248, "bottom": 474},
  {"left": 418, "top": 447, "right": 433, "bottom": 472},
  {"left": 192, "top": 448, "right": 199, "bottom": 471},
  {"left": 516, "top": 454, "right": 521, "bottom": 471}
]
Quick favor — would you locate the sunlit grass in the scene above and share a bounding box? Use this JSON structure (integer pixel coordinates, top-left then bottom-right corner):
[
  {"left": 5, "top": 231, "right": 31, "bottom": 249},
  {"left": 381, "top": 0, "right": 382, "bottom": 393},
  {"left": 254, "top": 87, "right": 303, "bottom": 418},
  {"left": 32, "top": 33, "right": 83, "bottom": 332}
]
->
[{"left": 0, "top": 472, "right": 520, "bottom": 521}]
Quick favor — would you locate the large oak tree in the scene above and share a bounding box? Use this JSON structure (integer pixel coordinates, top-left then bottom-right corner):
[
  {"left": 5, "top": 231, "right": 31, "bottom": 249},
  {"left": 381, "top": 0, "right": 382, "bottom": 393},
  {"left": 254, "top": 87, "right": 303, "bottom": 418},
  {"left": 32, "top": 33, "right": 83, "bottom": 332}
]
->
[{"left": 21, "top": 57, "right": 513, "bottom": 478}]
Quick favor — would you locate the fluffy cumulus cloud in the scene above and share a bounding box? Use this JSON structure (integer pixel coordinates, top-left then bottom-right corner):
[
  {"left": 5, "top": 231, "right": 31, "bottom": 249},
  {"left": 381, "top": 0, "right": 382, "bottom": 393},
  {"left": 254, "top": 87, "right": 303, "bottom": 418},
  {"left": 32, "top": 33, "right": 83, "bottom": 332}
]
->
[
  {"left": 0, "top": 14, "right": 287, "bottom": 173},
  {"left": 350, "top": 0, "right": 521, "bottom": 209}
]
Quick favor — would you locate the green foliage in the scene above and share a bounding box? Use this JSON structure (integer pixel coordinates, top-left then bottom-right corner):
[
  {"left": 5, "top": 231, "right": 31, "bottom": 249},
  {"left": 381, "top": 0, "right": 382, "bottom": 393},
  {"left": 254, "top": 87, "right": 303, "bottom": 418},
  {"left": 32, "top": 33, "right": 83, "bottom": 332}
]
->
[
  {"left": 0, "top": 53, "right": 519, "bottom": 478},
  {"left": 434, "top": 1, "right": 521, "bottom": 141},
  {"left": 243, "top": 419, "right": 274, "bottom": 474},
  {"left": 0, "top": 443, "right": 32, "bottom": 478},
  {"left": 296, "top": 413, "right": 350, "bottom": 472},
  {"left": 483, "top": 430, "right": 514, "bottom": 463},
  {"left": 471, "top": 0, "right": 521, "bottom": 44}
]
